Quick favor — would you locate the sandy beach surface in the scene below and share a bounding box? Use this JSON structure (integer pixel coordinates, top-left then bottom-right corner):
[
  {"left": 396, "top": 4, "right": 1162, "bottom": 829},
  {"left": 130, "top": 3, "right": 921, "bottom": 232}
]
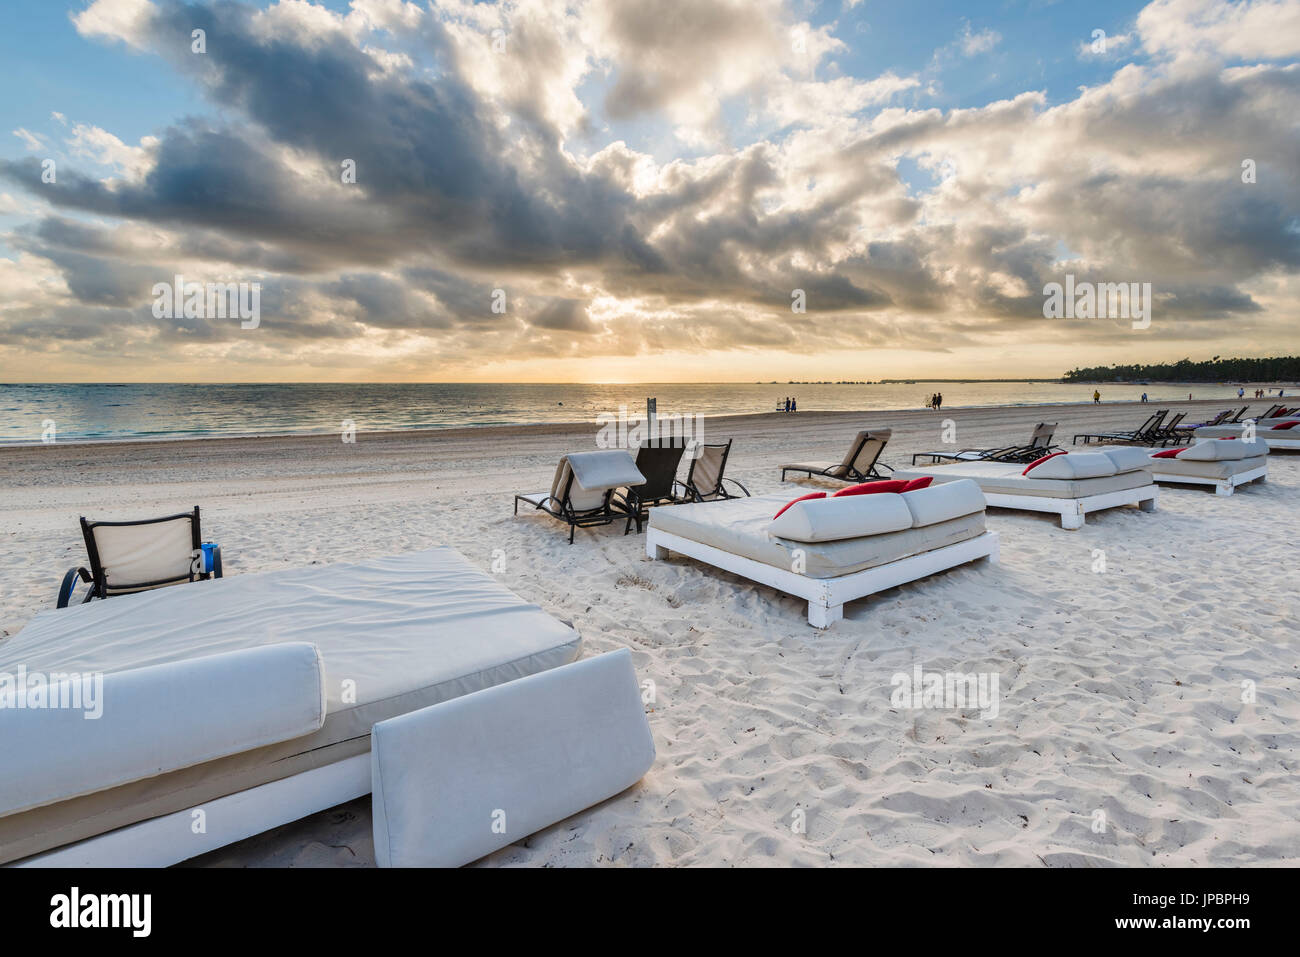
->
[{"left": 2, "top": 397, "right": 1297, "bottom": 867}]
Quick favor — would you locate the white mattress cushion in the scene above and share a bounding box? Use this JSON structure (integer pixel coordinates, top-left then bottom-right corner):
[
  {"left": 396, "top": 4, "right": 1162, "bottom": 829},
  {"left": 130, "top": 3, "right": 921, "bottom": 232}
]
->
[
  {"left": 768, "top": 493, "right": 913, "bottom": 543},
  {"left": 0, "top": 642, "right": 325, "bottom": 818},
  {"left": 371, "top": 649, "right": 655, "bottom": 868},
  {"left": 1099, "top": 446, "right": 1155, "bottom": 473},
  {"left": 1026, "top": 452, "right": 1117, "bottom": 480},
  {"left": 900, "top": 479, "right": 985, "bottom": 527}
]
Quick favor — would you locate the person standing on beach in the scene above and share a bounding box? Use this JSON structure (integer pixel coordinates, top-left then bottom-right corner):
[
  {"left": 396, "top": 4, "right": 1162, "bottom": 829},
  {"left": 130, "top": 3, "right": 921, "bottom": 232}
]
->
[
  {"left": 1141, "top": 392, "right": 1148, "bottom": 403},
  {"left": 935, "top": 392, "right": 943, "bottom": 410},
  {"left": 1239, "top": 387, "right": 1245, "bottom": 399},
  {"left": 791, "top": 397, "right": 797, "bottom": 412},
  {"left": 783, "top": 396, "right": 789, "bottom": 412},
  {"left": 1093, "top": 390, "right": 1101, "bottom": 404}
]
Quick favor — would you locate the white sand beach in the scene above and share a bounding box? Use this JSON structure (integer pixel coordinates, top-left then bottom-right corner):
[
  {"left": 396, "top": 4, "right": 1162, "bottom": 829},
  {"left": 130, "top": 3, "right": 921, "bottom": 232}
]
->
[{"left": 2, "top": 398, "right": 1297, "bottom": 867}]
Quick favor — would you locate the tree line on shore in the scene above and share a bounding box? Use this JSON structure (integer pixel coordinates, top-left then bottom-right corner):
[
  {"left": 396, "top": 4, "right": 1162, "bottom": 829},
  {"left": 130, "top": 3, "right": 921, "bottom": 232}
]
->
[{"left": 1063, "top": 356, "right": 1300, "bottom": 383}]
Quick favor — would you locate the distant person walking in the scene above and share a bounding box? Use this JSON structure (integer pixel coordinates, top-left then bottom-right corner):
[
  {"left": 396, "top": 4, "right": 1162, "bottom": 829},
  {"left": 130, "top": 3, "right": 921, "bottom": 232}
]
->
[
  {"left": 791, "top": 397, "right": 797, "bottom": 412},
  {"left": 783, "top": 396, "right": 790, "bottom": 412},
  {"left": 1141, "top": 392, "right": 1148, "bottom": 403},
  {"left": 1238, "top": 387, "right": 1245, "bottom": 399},
  {"left": 934, "top": 392, "right": 943, "bottom": 411},
  {"left": 1093, "top": 390, "right": 1101, "bottom": 404}
]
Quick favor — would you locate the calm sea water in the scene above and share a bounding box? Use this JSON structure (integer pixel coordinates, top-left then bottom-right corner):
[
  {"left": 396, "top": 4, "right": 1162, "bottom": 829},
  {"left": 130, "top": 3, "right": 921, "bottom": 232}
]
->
[{"left": 0, "top": 381, "right": 1268, "bottom": 445}]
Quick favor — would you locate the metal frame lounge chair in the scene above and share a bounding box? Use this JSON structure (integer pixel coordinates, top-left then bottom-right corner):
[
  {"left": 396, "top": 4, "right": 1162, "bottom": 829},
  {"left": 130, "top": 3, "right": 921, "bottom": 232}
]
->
[
  {"left": 672, "top": 439, "right": 750, "bottom": 503},
  {"left": 911, "top": 422, "right": 1059, "bottom": 466},
  {"left": 57, "top": 506, "right": 220, "bottom": 608},
  {"left": 613, "top": 442, "right": 687, "bottom": 534},
  {"left": 515, "top": 451, "right": 645, "bottom": 544},
  {"left": 1149, "top": 412, "right": 1189, "bottom": 446},
  {"left": 780, "top": 428, "right": 894, "bottom": 484},
  {"left": 1073, "top": 410, "right": 1167, "bottom": 445}
]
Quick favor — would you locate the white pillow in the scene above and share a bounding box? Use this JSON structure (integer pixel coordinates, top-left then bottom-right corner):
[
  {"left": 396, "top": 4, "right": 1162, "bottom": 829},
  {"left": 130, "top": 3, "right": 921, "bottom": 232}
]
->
[
  {"left": 0, "top": 642, "right": 326, "bottom": 818},
  {"left": 900, "top": 479, "right": 985, "bottom": 527},
  {"left": 1099, "top": 446, "right": 1154, "bottom": 473},
  {"left": 1025, "top": 452, "right": 1117, "bottom": 480},
  {"left": 1178, "top": 439, "right": 1263, "bottom": 461},
  {"left": 371, "top": 649, "right": 654, "bottom": 868},
  {"left": 769, "top": 493, "right": 913, "bottom": 542}
]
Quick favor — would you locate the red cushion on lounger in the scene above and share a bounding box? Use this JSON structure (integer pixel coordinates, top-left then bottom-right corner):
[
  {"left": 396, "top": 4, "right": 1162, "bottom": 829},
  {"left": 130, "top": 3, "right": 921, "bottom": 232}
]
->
[
  {"left": 1022, "top": 451, "right": 1067, "bottom": 475},
  {"left": 831, "top": 479, "right": 908, "bottom": 497},
  {"left": 773, "top": 492, "right": 825, "bottom": 519},
  {"left": 1150, "top": 448, "right": 1183, "bottom": 458},
  {"left": 1270, "top": 420, "right": 1300, "bottom": 430},
  {"left": 900, "top": 476, "right": 934, "bottom": 492}
]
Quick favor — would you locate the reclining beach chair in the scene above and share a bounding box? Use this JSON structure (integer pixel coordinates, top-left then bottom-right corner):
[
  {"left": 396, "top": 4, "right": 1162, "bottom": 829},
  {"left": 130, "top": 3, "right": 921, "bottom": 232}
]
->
[
  {"left": 780, "top": 429, "right": 894, "bottom": 484},
  {"left": 57, "top": 506, "right": 220, "bottom": 608},
  {"left": 1073, "top": 410, "right": 1167, "bottom": 445},
  {"left": 672, "top": 439, "right": 750, "bottom": 503},
  {"left": 1227, "top": 406, "right": 1250, "bottom": 423},
  {"left": 911, "top": 422, "right": 1058, "bottom": 466},
  {"left": 1149, "top": 412, "right": 1188, "bottom": 446},
  {"left": 514, "top": 450, "right": 645, "bottom": 543},
  {"left": 613, "top": 442, "right": 687, "bottom": 534}
]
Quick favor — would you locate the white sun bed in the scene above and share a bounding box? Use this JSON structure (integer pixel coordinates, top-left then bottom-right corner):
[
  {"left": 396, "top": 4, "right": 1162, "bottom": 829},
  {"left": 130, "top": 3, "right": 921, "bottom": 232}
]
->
[
  {"left": 1145, "top": 438, "right": 1269, "bottom": 496},
  {"left": 1194, "top": 420, "right": 1300, "bottom": 450},
  {"left": 646, "top": 480, "right": 998, "bottom": 628},
  {"left": 892, "top": 448, "right": 1157, "bottom": 530},
  {"left": 1, "top": 547, "right": 581, "bottom": 867}
]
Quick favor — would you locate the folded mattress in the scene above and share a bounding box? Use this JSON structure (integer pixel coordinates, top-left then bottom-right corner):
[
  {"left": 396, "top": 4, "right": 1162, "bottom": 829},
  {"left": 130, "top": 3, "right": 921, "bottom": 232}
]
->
[
  {"left": 892, "top": 463, "right": 1152, "bottom": 499},
  {"left": 0, "top": 547, "right": 581, "bottom": 864},
  {"left": 649, "top": 493, "right": 986, "bottom": 579}
]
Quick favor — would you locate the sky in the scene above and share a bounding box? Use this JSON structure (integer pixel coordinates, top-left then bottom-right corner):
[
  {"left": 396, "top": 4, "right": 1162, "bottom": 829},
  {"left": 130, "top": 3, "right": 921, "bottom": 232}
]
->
[{"left": 0, "top": 0, "right": 1297, "bottom": 383}]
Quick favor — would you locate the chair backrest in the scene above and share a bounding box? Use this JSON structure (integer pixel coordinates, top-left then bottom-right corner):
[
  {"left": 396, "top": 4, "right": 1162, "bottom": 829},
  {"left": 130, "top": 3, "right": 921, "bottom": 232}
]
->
[
  {"left": 1029, "top": 422, "right": 1057, "bottom": 447},
  {"left": 81, "top": 507, "right": 202, "bottom": 597},
  {"left": 846, "top": 428, "right": 891, "bottom": 477},
  {"left": 551, "top": 458, "right": 607, "bottom": 513},
  {"left": 1163, "top": 412, "right": 1186, "bottom": 431},
  {"left": 631, "top": 443, "right": 686, "bottom": 499},
  {"left": 685, "top": 440, "right": 731, "bottom": 498},
  {"left": 1230, "top": 406, "right": 1249, "bottom": 422},
  {"left": 1137, "top": 411, "right": 1166, "bottom": 434}
]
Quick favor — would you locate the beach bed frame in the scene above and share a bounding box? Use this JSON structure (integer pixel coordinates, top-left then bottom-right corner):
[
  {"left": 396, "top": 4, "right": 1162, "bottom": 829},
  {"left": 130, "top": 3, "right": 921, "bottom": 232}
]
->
[
  {"left": 645, "top": 525, "right": 999, "bottom": 628},
  {"left": 978, "top": 485, "right": 1159, "bottom": 530},
  {"left": 1147, "top": 464, "right": 1268, "bottom": 497}
]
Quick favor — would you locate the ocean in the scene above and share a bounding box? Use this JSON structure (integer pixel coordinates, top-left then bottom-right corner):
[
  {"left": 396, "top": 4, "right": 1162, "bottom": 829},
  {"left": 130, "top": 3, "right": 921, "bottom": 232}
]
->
[{"left": 0, "top": 381, "right": 1271, "bottom": 445}]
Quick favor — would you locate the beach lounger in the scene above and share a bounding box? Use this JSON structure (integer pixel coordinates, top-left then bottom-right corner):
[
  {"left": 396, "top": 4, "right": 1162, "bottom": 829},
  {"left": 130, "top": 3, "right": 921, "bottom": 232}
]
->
[
  {"left": 894, "top": 448, "right": 1158, "bottom": 530},
  {"left": 515, "top": 450, "right": 646, "bottom": 543},
  {"left": 1194, "top": 419, "right": 1300, "bottom": 451},
  {"left": 613, "top": 442, "right": 687, "bottom": 534},
  {"left": 646, "top": 480, "right": 999, "bottom": 628},
  {"left": 1146, "top": 438, "right": 1269, "bottom": 496},
  {"left": 56, "top": 506, "right": 220, "bottom": 608},
  {"left": 371, "top": 649, "right": 654, "bottom": 867},
  {"left": 1149, "top": 412, "right": 1189, "bottom": 446},
  {"left": 1, "top": 547, "right": 582, "bottom": 866},
  {"left": 1073, "top": 410, "right": 1167, "bottom": 446},
  {"left": 911, "top": 422, "right": 1058, "bottom": 466},
  {"left": 672, "top": 439, "right": 750, "bottom": 503},
  {"left": 780, "top": 428, "right": 894, "bottom": 484}
]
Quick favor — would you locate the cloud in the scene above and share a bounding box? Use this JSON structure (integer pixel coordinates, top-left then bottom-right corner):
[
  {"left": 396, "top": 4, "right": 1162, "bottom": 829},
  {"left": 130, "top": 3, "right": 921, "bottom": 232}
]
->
[
  {"left": 1, "top": 0, "right": 1296, "bottom": 379},
  {"left": 1139, "top": 0, "right": 1300, "bottom": 60}
]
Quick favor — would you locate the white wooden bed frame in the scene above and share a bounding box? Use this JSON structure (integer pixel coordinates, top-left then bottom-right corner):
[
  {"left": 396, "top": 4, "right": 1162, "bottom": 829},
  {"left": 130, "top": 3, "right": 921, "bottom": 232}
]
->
[
  {"left": 1148, "top": 465, "right": 1267, "bottom": 497},
  {"left": 1263, "top": 435, "right": 1300, "bottom": 451},
  {"left": 646, "top": 527, "right": 999, "bottom": 628},
  {"left": 980, "top": 485, "right": 1158, "bottom": 530},
  {"left": 12, "top": 754, "right": 371, "bottom": 868}
]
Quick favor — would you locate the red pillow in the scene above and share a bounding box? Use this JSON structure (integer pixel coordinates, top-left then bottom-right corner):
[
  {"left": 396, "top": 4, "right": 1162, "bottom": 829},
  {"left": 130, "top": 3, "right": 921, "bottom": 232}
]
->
[
  {"left": 773, "top": 492, "right": 825, "bottom": 519},
  {"left": 831, "top": 479, "right": 909, "bottom": 497},
  {"left": 1270, "top": 420, "right": 1300, "bottom": 430},
  {"left": 1022, "top": 451, "right": 1067, "bottom": 475},
  {"left": 1150, "top": 448, "right": 1183, "bottom": 458},
  {"left": 900, "top": 476, "right": 933, "bottom": 492}
]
